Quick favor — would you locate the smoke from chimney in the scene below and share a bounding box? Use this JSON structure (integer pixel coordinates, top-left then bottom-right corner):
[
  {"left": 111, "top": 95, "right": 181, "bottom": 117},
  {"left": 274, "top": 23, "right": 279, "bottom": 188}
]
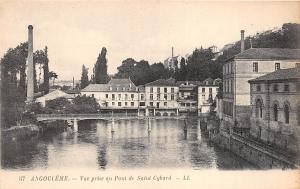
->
[{"left": 240, "top": 30, "right": 245, "bottom": 53}]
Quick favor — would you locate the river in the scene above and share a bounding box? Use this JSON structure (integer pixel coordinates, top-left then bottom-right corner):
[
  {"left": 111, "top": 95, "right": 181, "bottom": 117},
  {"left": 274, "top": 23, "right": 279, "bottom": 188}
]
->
[{"left": 1, "top": 118, "right": 257, "bottom": 170}]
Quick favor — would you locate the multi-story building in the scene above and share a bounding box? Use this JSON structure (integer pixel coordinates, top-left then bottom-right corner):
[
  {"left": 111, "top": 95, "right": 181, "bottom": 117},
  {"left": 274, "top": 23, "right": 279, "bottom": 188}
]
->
[
  {"left": 198, "top": 80, "right": 219, "bottom": 116},
  {"left": 144, "top": 79, "right": 179, "bottom": 116},
  {"left": 222, "top": 30, "right": 300, "bottom": 133},
  {"left": 177, "top": 81, "right": 200, "bottom": 114},
  {"left": 248, "top": 67, "right": 300, "bottom": 153},
  {"left": 81, "top": 78, "right": 142, "bottom": 114}
]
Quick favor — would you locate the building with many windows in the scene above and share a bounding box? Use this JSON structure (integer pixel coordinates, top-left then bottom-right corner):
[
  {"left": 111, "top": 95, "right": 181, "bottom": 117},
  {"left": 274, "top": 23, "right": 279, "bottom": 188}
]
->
[
  {"left": 198, "top": 81, "right": 219, "bottom": 116},
  {"left": 81, "top": 78, "right": 142, "bottom": 114},
  {"left": 222, "top": 47, "right": 300, "bottom": 133},
  {"left": 248, "top": 67, "right": 300, "bottom": 153},
  {"left": 144, "top": 79, "right": 179, "bottom": 116},
  {"left": 177, "top": 81, "right": 201, "bottom": 114}
]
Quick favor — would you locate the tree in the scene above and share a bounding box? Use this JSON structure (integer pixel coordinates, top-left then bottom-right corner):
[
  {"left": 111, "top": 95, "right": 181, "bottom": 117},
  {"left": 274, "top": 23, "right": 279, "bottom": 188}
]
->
[
  {"left": 93, "top": 47, "right": 108, "bottom": 84},
  {"left": 115, "top": 58, "right": 136, "bottom": 78},
  {"left": 34, "top": 46, "right": 50, "bottom": 93},
  {"left": 49, "top": 71, "right": 58, "bottom": 86},
  {"left": 80, "top": 64, "right": 89, "bottom": 89},
  {"left": 71, "top": 95, "right": 100, "bottom": 113},
  {"left": 43, "top": 46, "right": 50, "bottom": 94}
]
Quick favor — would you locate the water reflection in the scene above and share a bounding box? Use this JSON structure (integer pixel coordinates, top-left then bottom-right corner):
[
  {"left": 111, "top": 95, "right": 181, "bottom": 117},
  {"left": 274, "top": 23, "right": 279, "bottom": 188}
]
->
[{"left": 1, "top": 118, "right": 256, "bottom": 170}]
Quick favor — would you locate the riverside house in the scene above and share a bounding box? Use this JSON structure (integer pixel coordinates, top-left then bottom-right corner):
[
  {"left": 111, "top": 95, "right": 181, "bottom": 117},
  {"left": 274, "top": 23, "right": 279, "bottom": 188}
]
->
[
  {"left": 248, "top": 66, "right": 300, "bottom": 153},
  {"left": 144, "top": 79, "right": 179, "bottom": 116},
  {"left": 221, "top": 31, "right": 300, "bottom": 134},
  {"left": 81, "top": 78, "right": 143, "bottom": 115}
]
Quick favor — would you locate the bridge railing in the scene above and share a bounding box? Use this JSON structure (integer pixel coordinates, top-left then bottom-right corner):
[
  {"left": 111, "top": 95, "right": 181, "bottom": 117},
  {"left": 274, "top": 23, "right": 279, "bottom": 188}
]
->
[{"left": 36, "top": 113, "right": 140, "bottom": 118}]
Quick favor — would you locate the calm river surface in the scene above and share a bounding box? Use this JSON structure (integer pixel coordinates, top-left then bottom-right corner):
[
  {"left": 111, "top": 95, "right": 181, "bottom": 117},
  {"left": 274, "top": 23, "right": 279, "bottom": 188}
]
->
[{"left": 2, "top": 118, "right": 256, "bottom": 170}]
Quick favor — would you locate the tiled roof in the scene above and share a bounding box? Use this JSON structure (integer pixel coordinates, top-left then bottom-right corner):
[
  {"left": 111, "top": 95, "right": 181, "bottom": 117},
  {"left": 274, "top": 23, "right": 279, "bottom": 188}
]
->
[
  {"left": 176, "top": 81, "right": 203, "bottom": 86},
  {"left": 81, "top": 78, "right": 138, "bottom": 92},
  {"left": 249, "top": 67, "right": 300, "bottom": 82},
  {"left": 232, "top": 48, "right": 300, "bottom": 60},
  {"left": 145, "top": 79, "right": 177, "bottom": 86},
  {"left": 108, "top": 78, "right": 135, "bottom": 86},
  {"left": 37, "top": 89, "right": 74, "bottom": 100}
]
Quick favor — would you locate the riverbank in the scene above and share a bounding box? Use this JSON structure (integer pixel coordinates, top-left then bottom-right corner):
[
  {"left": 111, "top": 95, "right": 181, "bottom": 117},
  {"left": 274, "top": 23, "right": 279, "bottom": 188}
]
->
[
  {"left": 207, "top": 117, "right": 298, "bottom": 169},
  {"left": 1, "top": 121, "right": 68, "bottom": 141}
]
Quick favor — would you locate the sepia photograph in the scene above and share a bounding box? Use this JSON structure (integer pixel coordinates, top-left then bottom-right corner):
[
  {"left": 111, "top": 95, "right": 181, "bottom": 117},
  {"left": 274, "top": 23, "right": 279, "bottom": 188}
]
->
[{"left": 0, "top": 1, "right": 299, "bottom": 189}]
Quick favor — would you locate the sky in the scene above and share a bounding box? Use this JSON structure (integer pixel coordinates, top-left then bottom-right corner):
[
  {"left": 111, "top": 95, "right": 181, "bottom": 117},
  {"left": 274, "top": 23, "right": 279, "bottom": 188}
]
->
[{"left": 0, "top": 1, "right": 299, "bottom": 80}]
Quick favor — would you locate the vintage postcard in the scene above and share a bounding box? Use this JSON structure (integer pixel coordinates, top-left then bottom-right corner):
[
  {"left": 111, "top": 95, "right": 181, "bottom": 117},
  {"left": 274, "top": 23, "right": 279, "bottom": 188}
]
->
[{"left": 0, "top": 1, "right": 299, "bottom": 189}]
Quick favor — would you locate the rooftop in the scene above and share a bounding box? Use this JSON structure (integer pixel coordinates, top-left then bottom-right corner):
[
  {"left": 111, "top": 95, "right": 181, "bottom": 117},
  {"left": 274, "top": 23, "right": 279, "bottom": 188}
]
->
[
  {"left": 81, "top": 78, "right": 138, "bottom": 92},
  {"left": 230, "top": 48, "right": 300, "bottom": 61},
  {"left": 249, "top": 67, "right": 300, "bottom": 82},
  {"left": 145, "top": 79, "right": 177, "bottom": 87}
]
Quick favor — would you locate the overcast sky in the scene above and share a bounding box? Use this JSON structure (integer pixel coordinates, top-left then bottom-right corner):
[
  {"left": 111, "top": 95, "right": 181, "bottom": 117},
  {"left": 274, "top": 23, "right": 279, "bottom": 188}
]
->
[{"left": 0, "top": 1, "right": 299, "bottom": 80}]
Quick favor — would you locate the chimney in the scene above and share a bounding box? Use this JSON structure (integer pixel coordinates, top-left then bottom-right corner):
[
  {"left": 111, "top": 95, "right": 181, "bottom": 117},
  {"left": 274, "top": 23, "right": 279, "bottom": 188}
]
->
[
  {"left": 26, "top": 25, "right": 34, "bottom": 103},
  {"left": 172, "top": 46, "right": 174, "bottom": 59},
  {"left": 240, "top": 30, "right": 245, "bottom": 53}
]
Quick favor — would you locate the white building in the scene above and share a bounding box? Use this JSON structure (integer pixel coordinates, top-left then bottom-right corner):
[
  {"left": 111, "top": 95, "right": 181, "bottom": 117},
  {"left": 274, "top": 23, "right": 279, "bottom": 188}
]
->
[
  {"left": 144, "top": 79, "right": 179, "bottom": 116},
  {"left": 36, "top": 89, "right": 74, "bottom": 107},
  {"left": 198, "top": 82, "right": 219, "bottom": 115},
  {"left": 81, "top": 78, "right": 143, "bottom": 114}
]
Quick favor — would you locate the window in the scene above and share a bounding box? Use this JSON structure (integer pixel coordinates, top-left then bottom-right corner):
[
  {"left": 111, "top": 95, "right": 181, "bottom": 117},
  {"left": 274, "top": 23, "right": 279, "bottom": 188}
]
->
[
  {"left": 105, "top": 94, "right": 108, "bottom": 98},
  {"left": 171, "top": 94, "right": 174, "bottom": 100},
  {"left": 157, "top": 88, "right": 160, "bottom": 93},
  {"left": 171, "top": 88, "right": 174, "bottom": 93},
  {"left": 91, "top": 94, "right": 94, "bottom": 98},
  {"left": 256, "top": 99, "right": 263, "bottom": 118},
  {"left": 112, "top": 102, "right": 115, "bottom": 106},
  {"left": 164, "top": 88, "right": 167, "bottom": 93},
  {"left": 256, "top": 84, "right": 261, "bottom": 92},
  {"left": 273, "top": 84, "right": 278, "bottom": 92},
  {"left": 273, "top": 104, "right": 278, "bottom": 121},
  {"left": 164, "top": 102, "right": 167, "bottom": 107},
  {"left": 202, "top": 94, "right": 205, "bottom": 100},
  {"left": 284, "top": 104, "right": 290, "bottom": 124},
  {"left": 125, "top": 94, "right": 128, "bottom": 100},
  {"left": 112, "top": 94, "right": 115, "bottom": 100},
  {"left": 118, "top": 94, "right": 121, "bottom": 100},
  {"left": 131, "top": 94, "right": 134, "bottom": 99},
  {"left": 150, "top": 87, "right": 153, "bottom": 93},
  {"left": 284, "top": 84, "right": 289, "bottom": 92},
  {"left": 150, "top": 94, "right": 153, "bottom": 100},
  {"left": 202, "top": 88, "right": 205, "bottom": 92},
  {"left": 139, "top": 102, "right": 145, "bottom": 106},
  {"left": 125, "top": 102, "right": 128, "bottom": 106},
  {"left": 131, "top": 102, "right": 134, "bottom": 107},
  {"left": 141, "top": 94, "right": 144, "bottom": 100},
  {"left": 118, "top": 102, "right": 121, "bottom": 106},
  {"left": 157, "top": 94, "right": 160, "bottom": 100},
  {"left": 150, "top": 102, "right": 153, "bottom": 107},
  {"left": 275, "top": 63, "right": 280, "bottom": 71},
  {"left": 223, "top": 101, "right": 233, "bottom": 116},
  {"left": 209, "top": 88, "right": 212, "bottom": 93},
  {"left": 253, "top": 62, "right": 258, "bottom": 72},
  {"left": 164, "top": 94, "right": 167, "bottom": 100}
]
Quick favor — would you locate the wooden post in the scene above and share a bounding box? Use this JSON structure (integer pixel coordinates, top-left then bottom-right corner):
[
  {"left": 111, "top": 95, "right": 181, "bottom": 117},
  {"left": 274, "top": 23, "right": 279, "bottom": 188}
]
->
[
  {"left": 73, "top": 119, "right": 78, "bottom": 132},
  {"left": 148, "top": 117, "right": 152, "bottom": 132},
  {"left": 111, "top": 118, "right": 115, "bottom": 133}
]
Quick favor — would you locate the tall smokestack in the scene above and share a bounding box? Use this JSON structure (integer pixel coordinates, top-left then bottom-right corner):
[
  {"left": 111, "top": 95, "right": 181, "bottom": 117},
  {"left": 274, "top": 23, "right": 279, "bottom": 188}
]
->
[
  {"left": 26, "top": 25, "right": 34, "bottom": 103},
  {"left": 240, "top": 30, "right": 245, "bottom": 53},
  {"left": 172, "top": 46, "right": 174, "bottom": 59}
]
